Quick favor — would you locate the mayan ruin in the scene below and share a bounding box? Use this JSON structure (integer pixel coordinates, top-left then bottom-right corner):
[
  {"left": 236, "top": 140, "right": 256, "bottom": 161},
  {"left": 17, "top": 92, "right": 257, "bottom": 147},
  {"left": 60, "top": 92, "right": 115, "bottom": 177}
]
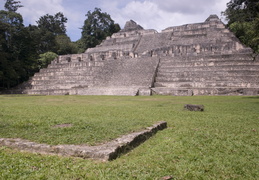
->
[{"left": 14, "top": 15, "right": 259, "bottom": 96}]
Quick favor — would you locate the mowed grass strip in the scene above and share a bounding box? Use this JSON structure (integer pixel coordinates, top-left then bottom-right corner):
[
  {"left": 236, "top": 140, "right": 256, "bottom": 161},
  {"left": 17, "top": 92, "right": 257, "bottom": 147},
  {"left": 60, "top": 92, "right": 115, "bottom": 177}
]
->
[
  {"left": 0, "top": 95, "right": 162, "bottom": 145},
  {"left": 0, "top": 95, "right": 258, "bottom": 179}
]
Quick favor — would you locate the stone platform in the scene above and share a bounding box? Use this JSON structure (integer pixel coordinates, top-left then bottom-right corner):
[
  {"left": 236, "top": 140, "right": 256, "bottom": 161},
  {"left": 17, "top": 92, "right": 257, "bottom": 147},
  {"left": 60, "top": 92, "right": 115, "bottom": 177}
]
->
[{"left": 11, "top": 15, "right": 259, "bottom": 96}]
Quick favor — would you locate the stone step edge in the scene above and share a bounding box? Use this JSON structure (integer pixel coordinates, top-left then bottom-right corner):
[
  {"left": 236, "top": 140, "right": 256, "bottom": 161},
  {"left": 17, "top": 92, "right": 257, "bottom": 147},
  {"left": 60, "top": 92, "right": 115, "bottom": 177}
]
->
[
  {"left": 151, "top": 87, "right": 259, "bottom": 96},
  {"left": 152, "top": 87, "right": 259, "bottom": 90},
  {"left": 0, "top": 121, "right": 167, "bottom": 161}
]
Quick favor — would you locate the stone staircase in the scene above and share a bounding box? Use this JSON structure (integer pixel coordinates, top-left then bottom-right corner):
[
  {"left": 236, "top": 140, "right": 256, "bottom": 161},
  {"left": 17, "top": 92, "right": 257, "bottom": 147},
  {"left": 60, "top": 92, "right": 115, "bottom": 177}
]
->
[
  {"left": 23, "top": 61, "right": 102, "bottom": 95},
  {"left": 152, "top": 54, "right": 259, "bottom": 95},
  {"left": 21, "top": 56, "right": 159, "bottom": 96}
]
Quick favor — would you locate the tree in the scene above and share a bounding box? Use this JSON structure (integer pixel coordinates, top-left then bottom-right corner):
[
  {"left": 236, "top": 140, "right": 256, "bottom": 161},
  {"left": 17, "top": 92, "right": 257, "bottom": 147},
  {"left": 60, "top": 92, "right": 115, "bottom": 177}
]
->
[
  {"left": 36, "top": 12, "right": 68, "bottom": 35},
  {"left": 36, "top": 12, "right": 77, "bottom": 55},
  {"left": 0, "top": 0, "right": 40, "bottom": 89},
  {"left": 0, "top": 0, "right": 25, "bottom": 88},
  {"left": 80, "top": 8, "right": 120, "bottom": 51},
  {"left": 222, "top": 0, "right": 259, "bottom": 53},
  {"left": 38, "top": 52, "right": 58, "bottom": 69},
  {"left": 37, "top": 28, "right": 57, "bottom": 54},
  {"left": 55, "top": 34, "right": 77, "bottom": 55},
  {"left": 75, "top": 39, "right": 86, "bottom": 53},
  {"left": 4, "top": 0, "right": 23, "bottom": 12}
]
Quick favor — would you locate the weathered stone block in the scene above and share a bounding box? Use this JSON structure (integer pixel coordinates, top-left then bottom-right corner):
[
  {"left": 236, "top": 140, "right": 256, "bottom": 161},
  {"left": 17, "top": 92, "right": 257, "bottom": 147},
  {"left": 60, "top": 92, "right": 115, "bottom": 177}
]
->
[
  {"left": 138, "top": 88, "right": 151, "bottom": 96},
  {"left": 184, "top": 104, "right": 204, "bottom": 111}
]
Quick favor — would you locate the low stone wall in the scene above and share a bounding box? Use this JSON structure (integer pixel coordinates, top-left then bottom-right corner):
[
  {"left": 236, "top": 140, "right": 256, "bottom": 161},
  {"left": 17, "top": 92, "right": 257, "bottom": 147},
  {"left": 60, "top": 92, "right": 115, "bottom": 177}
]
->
[{"left": 0, "top": 121, "right": 167, "bottom": 161}]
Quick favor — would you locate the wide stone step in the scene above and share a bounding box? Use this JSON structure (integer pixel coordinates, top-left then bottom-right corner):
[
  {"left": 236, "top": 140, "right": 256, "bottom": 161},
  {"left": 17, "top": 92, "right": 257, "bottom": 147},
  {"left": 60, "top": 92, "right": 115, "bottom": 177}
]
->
[
  {"left": 160, "top": 53, "right": 253, "bottom": 62},
  {"left": 40, "top": 68, "right": 90, "bottom": 73},
  {"left": 74, "top": 86, "right": 140, "bottom": 96},
  {"left": 154, "top": 81, "right": 259, "bottom": 88},
  {"left": 87, "top": 43, "right": 134, "bottom": 53},
  {"left": 155, "top": 75, "right": 259, "bottom": 83},
  {"left": 28, "top": 86, "right": 147, "bottom": 96},
  {"left": 157, "top": 70, "right": 259, "bottom": 77},
  {"left": 159, "top": 60, "right": 259, "bottom": 68},
  {"left": 32, "top": 75, "right": 94, "bottom": 81},
  {"left": 34, "top": 71, "right": 95, "bottom": 77},
  {"left": 31, "top": 83, "right": 94, "bottom": 90},
  {"left": 158, "top": 65, "right": 259, "bottom": 72},
  {"left": 48, "top": 61, "right": 104, "bottom": 69},
  {"left": 31, "top": 78, "right": 95, "bottom": 85},
  {"left": 163, "top": 22, "right": 225, "bottom": 32},
  {"left": 151, "top": 87, "right": 259, "bottom": 96},
  {"left": 101, "top": 36, "right": 139, "bottom": 46},
  {"left": 26, "top": 89, "right": 71, "bottom": 95},
  {"left": 40, "top": 66, "right": 99, "bottom": 73},
  {"left": 48, "top": 62, "right": 90, "bottom": 68}
]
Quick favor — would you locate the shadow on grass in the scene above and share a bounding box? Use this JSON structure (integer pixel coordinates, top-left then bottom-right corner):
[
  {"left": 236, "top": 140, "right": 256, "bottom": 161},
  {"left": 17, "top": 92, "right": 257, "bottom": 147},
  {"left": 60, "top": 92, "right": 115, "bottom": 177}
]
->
[
  {"left": 243, "top": 96, "right": 259, "bottom": 99},
  {"left": 242, "top": 96, "right": 259, "bottom": 105}
]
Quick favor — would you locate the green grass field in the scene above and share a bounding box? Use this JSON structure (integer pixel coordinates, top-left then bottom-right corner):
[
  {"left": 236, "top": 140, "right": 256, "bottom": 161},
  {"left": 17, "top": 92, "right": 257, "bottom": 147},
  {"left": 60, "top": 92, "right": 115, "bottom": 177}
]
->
[{"left": 0, "top": 95, "right": 258, "bottom": 179}]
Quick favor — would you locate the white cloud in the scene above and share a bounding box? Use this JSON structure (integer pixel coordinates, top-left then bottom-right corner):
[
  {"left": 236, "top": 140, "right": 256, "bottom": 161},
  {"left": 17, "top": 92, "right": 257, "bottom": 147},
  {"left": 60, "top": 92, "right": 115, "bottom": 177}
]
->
[
  {"left": 16, "top": 0, "right": 85, "bottom": 41},
  {"left": 1, "top": 0, "right": 229, "bottom": 41},
  {"left": 153, "top": 0, "right": 218, "bottom": 14},
  {"left": 18, "top": 0, "right": 65, "bottom": 25},
  {"left": 101, "top": 0, "right": 229, "bottom": 32}
]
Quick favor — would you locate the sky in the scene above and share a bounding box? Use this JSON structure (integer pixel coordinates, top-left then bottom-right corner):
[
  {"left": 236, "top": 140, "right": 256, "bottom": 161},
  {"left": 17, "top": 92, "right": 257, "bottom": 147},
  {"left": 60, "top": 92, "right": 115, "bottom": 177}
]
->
[{"left": 0, "top": 0, "right": 230, "bottom": 41}]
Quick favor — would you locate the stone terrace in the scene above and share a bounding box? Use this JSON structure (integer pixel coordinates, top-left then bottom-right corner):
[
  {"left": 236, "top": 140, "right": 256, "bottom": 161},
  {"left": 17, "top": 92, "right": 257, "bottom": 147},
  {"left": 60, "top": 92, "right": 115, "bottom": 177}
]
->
[{"left": 13, "top": 15, "right": 259, "bottom": 96}]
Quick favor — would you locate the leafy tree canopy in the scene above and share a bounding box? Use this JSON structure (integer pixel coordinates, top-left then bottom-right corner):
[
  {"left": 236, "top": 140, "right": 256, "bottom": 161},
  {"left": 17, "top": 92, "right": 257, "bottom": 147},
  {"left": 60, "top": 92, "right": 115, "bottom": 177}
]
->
[
  {"left": 38, "top": 52, "right": 58, "bottom": 69},
  {"left": 222, "top": 0, "right": 259, "bottom": 53},
  {"left": 80, "top": 8, "right": 120, "bottom": 51},
  {"left": 55, "top": 34, "right": 77, "bottom": 55},
  {"left": 36, "top": 12, "right": 67, "bottom": 35},
  {"left": 0, "top": 0, "right": 26, "bottom": 88},
  {"left": 4, "top": 0, "right": 23, "bottom": 12}
]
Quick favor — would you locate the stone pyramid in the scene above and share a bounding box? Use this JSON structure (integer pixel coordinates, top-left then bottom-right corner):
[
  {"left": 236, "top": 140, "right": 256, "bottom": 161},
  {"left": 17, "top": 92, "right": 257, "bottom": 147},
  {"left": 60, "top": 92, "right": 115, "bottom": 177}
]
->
[{"left": 14, "top": 15, "right": 259, "bottom": 96}]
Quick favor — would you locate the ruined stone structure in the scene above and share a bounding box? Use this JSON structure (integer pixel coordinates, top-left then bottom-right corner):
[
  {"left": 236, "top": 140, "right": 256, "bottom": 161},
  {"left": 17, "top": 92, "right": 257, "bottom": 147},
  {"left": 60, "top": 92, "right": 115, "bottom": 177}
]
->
[
  {"left": 15, "top": 15, "right": 259, "bottom": 96},
  {"left": 0, "top": 121, "right": 167, "bottom": 161}
]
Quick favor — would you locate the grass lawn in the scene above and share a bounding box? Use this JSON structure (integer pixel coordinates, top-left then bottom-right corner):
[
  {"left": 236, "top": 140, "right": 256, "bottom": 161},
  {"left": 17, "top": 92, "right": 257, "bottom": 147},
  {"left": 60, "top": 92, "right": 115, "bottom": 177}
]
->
[{"left": 0, "top": 95, "right": 258, "bottom": 179}]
